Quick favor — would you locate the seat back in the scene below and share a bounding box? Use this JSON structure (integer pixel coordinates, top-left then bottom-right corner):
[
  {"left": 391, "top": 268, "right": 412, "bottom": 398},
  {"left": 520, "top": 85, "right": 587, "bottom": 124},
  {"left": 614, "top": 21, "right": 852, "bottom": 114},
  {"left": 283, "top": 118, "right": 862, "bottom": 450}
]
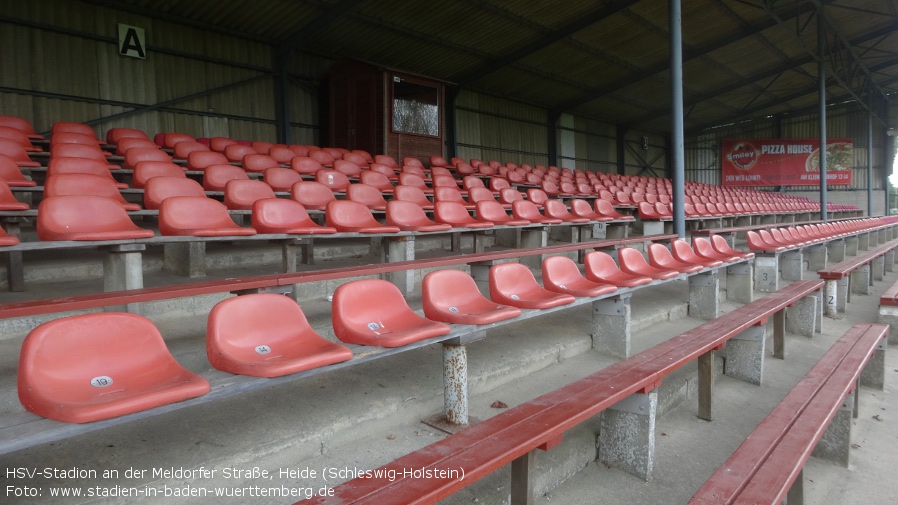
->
[
  {"left": 385, "top": 200, "right": 438, "bottom": 229},
  {"left": 106, "top": 127, "right": 149, "bottom": 145},
  {"left": 224, "top": 143, "right": 256, "bottom": 163},
  {"left": 526, "top": 188, "right": 549, "bottom": 206},
  {"left": 369, "top": 163, "right": 398, "bottom": 180},
  {"left": 618, "top": 247, "right": 650, "bottom": 270},
  {"left": 251, "top": 141, "right": 273, "bottom": 154},
  {"left": 325, "top": 200, "right": 383, "bottom": 229},
  {"left": 346, "top": 183, "right": 388, "bottom": 209},
  {"left": 475, "top": 200, "right": 514, "bottom": 222},
  {"left": 124, "top": 147, "right": 171, "bottom": 170},
  {"left": 162, "top": 132, "right": 195, "bottom": 149},
  {"left": 51, "top": 121, "right": 97, "bottom": 138},
  {"left": 374, "top": 154, "right": 398, "bottom": 167},
  {"left": 43, "top": 173, "right": 129, "bottom": 204},
  {"left": 511, "top": 200, "right": 544, "bottom": 221},
  {"left": 342, "top": 152, "right": 368, "bottom": 167},
  {"left": 144, "top": 176, "right": 206, "bottom": 209},
  {"left": 0, "top": 115, "right": 41, "bottom": 138},
  {"left": 47, "top": 157, "right": 122, "bottom": 186},
  {"left": 467, "top": 187, "right": 497, "bottom": 204},
  {"left": 499, "top": 188, "right": 524, "bottom": 204},
  {"left": 115, "top": 137, "right": 157, "bottom": 155},
  {"left": 398, "top": 173, "right": 428, "bottom": 189},
  {"left": 434, "top": 201, "right": 477, "bottom": 225},
  {"left": 187, "top": 150, "right": 228, "bottom": 171},
  {"left": 262, "top": 166, "right": 302, "bottom": 192},
  {"left": 269, "top": 145, "right": 297, "bottom": 164},
  {"left": 50, "top": 143, "right": 107, "bottom": 162},
  {"left": 334, "top": 159, "right": 363, "bottom": 177},
  {"left": 422, "top": 269, "right": 522, "bottom": 324},
  {"left": 315, "top": 169, "right": 350, "bottom": 191},
  {"left": 545, "top": 199, "right": 576, "bottom": 221},
  {"left": 393, "top": 185, "right": 432, "bottom": 208},
  {"left": 570, "top": 199, "right": 598, "bottom": 218},
  {"left": 542, "top": 255, "right": 588, "bottom": 287},
  {"left": 242, "top": 153, "right": 278, "bottom": 173},
  {"left": 291, "top": 156, "right": 323, "bottom": 175},
  {"left": 489, "top": 263, "right": 541, "bottom": 299},
  {"left": 490, "top": 178, "right": 511, "bottom": 192},
  {"left": 159, "top": 196, "right": 251, "bottom": 236},
  {"left": 308, "top": 149, "right": 336, "bottom": 167},
  {"left": 0, "top": 155, "right": 36, "bottom": 186},
  {"left": 251, "top": 198, "right": 332, "bottom": 234},
  {"left": 433, "top": 186, "right": 468, "bottom": 205},
  {"left": 172, "top": 141, "right": 209, "bottom": 160},
  {"left": 202, "top": 164, "right": 249, "bottom": 191},
  {"left": 292, "top": 181, "right": 337, "bottom": 210},
  {"left": 224, "top": 179, "right": 276, "bottom": 210},
  {"left": 0, "top": 138, "right": 38, "bottom": 166},
  {"left": 429, "top": 155, "right": 449, "bottom": 168},
  {"left": 37, "top": 195, "right": 153, "bottom": 240},
  {"left": 584, "top": 251, "right": 623, "bottom": 278},
  {"left": 18, "top": 312, "right": 208, "bottom": 423},
  {"left": 358, "top": 170, "right": 394, "bottom": 192}
]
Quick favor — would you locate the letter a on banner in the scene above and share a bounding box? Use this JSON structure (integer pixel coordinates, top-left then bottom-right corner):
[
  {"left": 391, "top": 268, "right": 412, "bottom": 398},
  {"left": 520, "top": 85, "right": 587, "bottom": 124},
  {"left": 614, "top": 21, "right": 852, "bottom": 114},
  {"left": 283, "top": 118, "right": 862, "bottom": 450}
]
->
[{"left": 118, "top": 24, "right": 146, "bottom": 59}]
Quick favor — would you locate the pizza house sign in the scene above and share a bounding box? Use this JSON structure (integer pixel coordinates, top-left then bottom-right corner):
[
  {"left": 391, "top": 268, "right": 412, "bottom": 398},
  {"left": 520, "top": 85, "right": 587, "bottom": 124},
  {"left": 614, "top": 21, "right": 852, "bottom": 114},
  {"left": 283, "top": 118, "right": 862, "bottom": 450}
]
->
[{"left": 721, "top": 138, "right": 853, "bottom": 187}]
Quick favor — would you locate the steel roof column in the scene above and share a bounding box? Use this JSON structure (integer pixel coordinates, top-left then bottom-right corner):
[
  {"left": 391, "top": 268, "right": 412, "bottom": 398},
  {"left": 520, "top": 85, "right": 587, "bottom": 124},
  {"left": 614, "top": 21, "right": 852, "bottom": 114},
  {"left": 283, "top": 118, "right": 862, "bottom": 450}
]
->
[
  {"left": 548, "top": 110, "right": 560, "bottom": 167},
  {"left": 818, "top": 7, "right": 828, "bottom": 222},
  {"left": 868, "top": 99, "right": 874, "bottom": 216},
  {"left": 446, "top": 87, "right": 459, "bottom": 159},
  {"left": 275, "top": 47, "right": 292, "bottom": 145},
  {"left": 616, "top": 125, "right": 627, "bottom": 175},
  {"left": 669, "top": 0, "right": 685, "bottom": 238}
]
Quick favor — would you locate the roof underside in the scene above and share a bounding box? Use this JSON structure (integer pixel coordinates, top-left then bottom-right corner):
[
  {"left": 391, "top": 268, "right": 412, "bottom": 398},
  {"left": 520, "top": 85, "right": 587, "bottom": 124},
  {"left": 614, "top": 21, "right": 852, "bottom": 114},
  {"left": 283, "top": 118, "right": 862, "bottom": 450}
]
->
[{"left": 87, "top": 0, "right": 898, "bottom": 134}]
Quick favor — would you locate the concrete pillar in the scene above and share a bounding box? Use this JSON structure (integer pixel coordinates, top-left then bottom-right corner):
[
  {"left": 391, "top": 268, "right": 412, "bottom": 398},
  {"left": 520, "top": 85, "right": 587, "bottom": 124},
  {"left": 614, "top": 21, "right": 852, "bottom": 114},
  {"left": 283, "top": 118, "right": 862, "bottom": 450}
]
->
[
  {"left": 859, "top": 338, "right": 886, "bottom": 391},
  {"left": 885, "top": 250, "right": 895, "bottom": 272},
  {"left": 520, "top": 227, "right": 548, "bottom": 268},
  {"left": 845, "top": 235, "right": 859, "bottom": 256},
  {"left": 858, "top": 232, "right": 870, "bottom": 251},
  {"left": 781, "top": 250, "right": 804, "bottom": 281},
  {"left": 725, "top": 325, "right": 766, "bottom": 385},
  {"left": 754, "top": 254, "right": 779, "bottom": 292},
  {"left": 725, "top": 261, "right": 753, "bottom": 304},
  {"left": 164, "top": 241, "right": 206, "bottom": 277},
  {"left": 828, "top": 239, "right": 846, "bottom": 262},
  {"left": 599, "top": 390, "right": 658, "bottom": 481},
  {"left": 873, "top": 256, "right": 885, "bottom": 282},
  {"left": 785, "top": 295, "right": 818, "bottom": 338},
  {"left": 824, "top": 279, "right": 839, "bottom": 317},
  {"left": 442, "top": 343, "right": 468, "bottom": 426},
  {"left": 837, "top": 277, "right": 849, "bottom": 312},
  {"left": 642, "top": 221, "right": 665, "bottom": 236},
  {"left": 850, "top": 265, "right": 871, "bottom": 295},
  {"left": 688, "top": 270, "right": 719, "bottom": 319},
  {"left": 807, "top": 244, "right": 828, "bottom": 272},
  {"left": 592, "top": 295, "right": 632, "bottom": 358},
  {"left": 605, "top": 222, "right": 629, "bottom": 239},
  {"left": 103, "top": 244, "right": 146, "bottom": 313},
  {"left": 878, "top": 306, "right": 898, "bottom": 345},
  {"left": 384, "top": 236, "right": 416, "bottom": 295},
  {"left": 811, "top": 391, "right": 853, "bottom": 467}
]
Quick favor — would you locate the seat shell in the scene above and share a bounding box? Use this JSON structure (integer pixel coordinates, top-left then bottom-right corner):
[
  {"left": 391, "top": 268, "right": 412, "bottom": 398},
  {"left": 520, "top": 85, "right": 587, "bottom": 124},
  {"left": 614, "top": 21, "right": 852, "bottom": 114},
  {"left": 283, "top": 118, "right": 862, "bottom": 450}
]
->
[
  {"left": 315, "top": 169, "right": 350, "bottom": 192},
  {"left": 263, "top": 166, "right": 303, "bottom": 192},
  {"left": 618, "top": 247, "right": 680, "bottom": 280},
  {"left": 224, "top": 179, "right": 276, "bottom": 210},
  {"left": 207, "top": 294, "right": 352, "bottom": 378},
  {"left": 386, "top": 200, "right": 451, "bottom": 232},
  {"left": 393, "top": 185, "right": 433, "bottom": 209},
  {"left": 292, "top": 181, "right": 337, "bottom": 211},
  {"left": 694, "top": 237, "right": 739, "bottom": 262},
  {"left": 542, "top": 256, "right": 617, "bottom": 297},
  {"left": 0, "top": 180, "right": 29, "bottom": 211},
  {"left": 18, "top": 312, "right": 209, "bottom": 423},
  {"left": 489, "top": 263, "right": 575, "bottom": 309},
  {"left": 332, "top": 279, "right": 451, "bottom": 347},
  {"left": 47, "top": 157, "right": 127, "bottom": 188},
  {"left": 476, "top": 200, "right": 529, "bottom": 226},
  {"left": 512, "top": 200, "right": 562, "bottom": 224},
  {"left": 159, "top": 196, "right": 257, "bottom": 237},
  {"left": 672, "top": 239, "right": 724, "bottom": 267},
  {"left": 186, "top": 150, "right": 228, "bottom": 171},
  {"left": 38, "top": 195, "right": 154, "bottom": 241},
  {"left": 143, "top": 176, "right": 206, "bottom": 210},
  {"left": 583, "top": 251, "right": 653, "bottom": 287},
  {"left": 545, "top": 199, "right": 589, "bottom": 223},
  {"left": 203, "top": 164, "right": 249, "bottom": 191},
  {"left": 346, "top": 183, "right": 389, "bottom": 210},
  {"left": 648, "top": 243, "right": 703, "bottom": 273},
  {"left": 711, "top": 235, "right": 755, "bottom": 260},
  {"left": 434, "top": 201, "right": 493, "bottom": 228},
  {"left": 595, "top": 199, "right": 634, "bottom": 221},
  {"left": 124, "top": 147, "right": 171, "bottom": 170},
  {"left": 251, "top": 198, "right": 335, "bottom": 234},
  {"left": 0, "top": 155, "right": 36, "bottom": 187},
  {"left": 44, "top": 173, "right": 139, "bottom": 210},
  {"left": 422, "top": 269, "right": 522, "bottom": 324},
  {"left": 325, "top": 200, "right": 400, "bottom": 233}
]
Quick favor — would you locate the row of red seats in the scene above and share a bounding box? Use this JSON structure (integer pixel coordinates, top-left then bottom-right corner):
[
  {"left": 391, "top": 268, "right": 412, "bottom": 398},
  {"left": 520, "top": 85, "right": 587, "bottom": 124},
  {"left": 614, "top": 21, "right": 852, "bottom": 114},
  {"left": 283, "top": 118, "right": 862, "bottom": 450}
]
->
[
  {"left": 746, "top": 219, "right": 885, "bottom": 252},
  {"left": 18, "top": 239, "right": 748, "bottom": 423}
]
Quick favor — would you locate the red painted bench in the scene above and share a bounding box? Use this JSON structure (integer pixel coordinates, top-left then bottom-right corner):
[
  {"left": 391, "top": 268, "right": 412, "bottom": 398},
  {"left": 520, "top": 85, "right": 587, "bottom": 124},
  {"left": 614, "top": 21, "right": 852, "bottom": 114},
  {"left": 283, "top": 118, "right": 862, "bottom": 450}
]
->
[
  {"left": 818, "top": 236, "right": 898, "bottom": 316},
  {"left": 689, "top": 323, "right": 888, "bottom": 505},
  {"left": 296, "top": 280, "right": 824, "bottom": 504}
]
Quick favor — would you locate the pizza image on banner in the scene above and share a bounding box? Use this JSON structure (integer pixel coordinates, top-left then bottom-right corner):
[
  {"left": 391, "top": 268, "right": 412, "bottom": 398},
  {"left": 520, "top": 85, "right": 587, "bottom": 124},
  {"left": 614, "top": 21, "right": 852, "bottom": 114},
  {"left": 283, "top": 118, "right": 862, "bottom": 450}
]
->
[{"left": 721, "top": 138, "right": 853, "bottom": 187}]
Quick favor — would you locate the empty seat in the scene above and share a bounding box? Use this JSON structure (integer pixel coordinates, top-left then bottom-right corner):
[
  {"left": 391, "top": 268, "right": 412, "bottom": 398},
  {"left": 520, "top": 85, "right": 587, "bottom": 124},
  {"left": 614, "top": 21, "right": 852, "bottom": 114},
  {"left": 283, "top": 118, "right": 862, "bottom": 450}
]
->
[
  {"left": 0, "top": 115, "right": 42, "bottom": 139},
  {"left": 0, "top": 225, "right": 20, "bottom": 246},
  {"left": 115, "top": 137, "right": 158, "bottom": 155},
  {"left": 398, "top": 173, "right": 432, "bottom": 194},
  {"left": 159, "top": 196, "right": 257, "bottom": 236},
  {"left": 224, "top": 179, "right": 276, "bottom": 210},
  {"left": 242, "top": 153, "right": 278, "bottom": 173},
  {"left": 269, "top": 145, "right": 297, "bottom": 164},
  {"left": 51, "top": 121, "right": 98, "bottom": 139},
  {"left": 334, "top": 159, "right": 363, "bottom": 177},
  {"left": 526, "top": 188, "right": 549, "bottom": 207},
  {"left": 370, "top": 162, "right": 398, "bottom": 180},
  {"left": 385, "top": 200, "right": 451, "bottom": 232},
  {"left": 594, "top": 199, "right": 634, "bottom": 221},
  {"left": 489, "top": 262, "right": 575, "bottom": 309},
  {"left": 499, "top": 188, "right": 524, "bottom": 205},
  {"left": 18, "top": 312, "right": 209, "bottom": 423},
  {"left": 422, "top": 269, "right": 522, "bottom": 324},
  {"left": 545, "top": 199, "right": 589, "bottom": 223},
  {"left": 186, "top": 150, "right": 229, "bottom": 171},
  {"left": 309, "top": 149, "right": 336, "bottom": 167},
  {"left": 583, "top": 251, "right": 652, "bottom": 287},
  {"left": 475, "top": 200, "right": 529, "bottom": 226},
  {"left": 209, "top": 137, "right": 237, "bottom": 152},
  {"left": 50, "top": 131, "right": 102, "bottom": 149},
  {"left": 124, "top": 147, "right": 172, "bottom": 170},
  {"left": 346, "top": 183, "right": 389, "bottom": 210},
  {"left": 251, "top": 141, "right": 274, "bottom": 154},
  {"left": 672, "top": 239, "right": 723, "bottom": 268},
  {"left": 51, "top": 143, "right": 114, "bottom": 166},
  {"left": 144, "top": 176, "right": 205, "bottom": 210},
  {"left": 203, "top": 164, "right": 249, "bottom": 191},
  {"left": 47, "top": 157, "right": 127, "bottom": 188},
  {"left": 315, "top": 169, "right": 350, "bottom": 192},
  {"left": 393, "top": 184, "right": 433, "bottom": 210},
  {"left": 325, "top": 200, "right": 400, "bottom": 233},
  {"left": 132, "top": 161, "right": 186, "bottom": 189},
  {"left": 374, "top": 154, "right": 398, "bottom": 167},
  {"left": 570, "top": 199, "right": 610, "bottom": 221},
  {"left": 434, "top": 201, "right": 493, "bottom": 228},
  {"left": 224, "top": 143, "right": 256, "bottom": 163},
  {"left": 512, "top": 200, "right": 562, "bottom": 224},
  {"left": 292, "top": 181, "right": 337, "bottom": 211},
  {"left": 251, "top": 198, "right": 335, "bottom": 234},
  {"left": 44, "top": 173, "right": 139, "bottom": 211},
  {"left": 106, "top": 127, "right": 149, "bottom": 145},
  {"left": 429, "top": 155, "right": 449, "bottom": 168},
  {"left": 693, "top": 236, "right": 740, "bottom": 262},
  {"left": 162, "top": 132, "right": 195, "bottom": 149},
  {"left": 358, "top": 170, "right": 395, "bottom": 193},
  {"left": 0, "top": 126, "right": 40, "bottom": 151},
  {"left": 647, "top": 243, "right": 703, "bottom": 274},
  {"left": 172, "top": 141, "right": 209, "bottom": 160},
  {"left": 618, "top": 247, "right": 680, "bottom": 280},
  {"left": 490, "top": 178, "right": 511, "bottom": 192},
  {"left": 542, "top": 255, "right": 617, "bottom": 297},
  {"left": 37, "top": 195, "right": 154, "bottom": 240},
  {"left": 263, "top": 167, "right": 303, "bottom": 192},
  {"left": 342, "top": 152, "right": 369, "bottom": 167},
  {"left": 206, "top": 294, "right": 352, "bottom": 378},
  {"left": 0, "top": 138, "right": 40, "bottom": 167},
  {"left": 332, "top": 279, "right": 451, "bottom": 347},
  {"left": 0, "top": 181, "right": 29, "bottom": 211},
  {"left": 433, "top": 186, "right": 472, "bottom": 208},
  {"left": 291, "top": 156, "right": 323, "bottom": 175},
  {"left": 0, "top": 155, "right": 36, "bottom": 187},
  {"left": 467, "top": 186, "right": 502, "bottom": 205},
  {"left": 710, "top": 235, "right": 755, "bottom": 260}
]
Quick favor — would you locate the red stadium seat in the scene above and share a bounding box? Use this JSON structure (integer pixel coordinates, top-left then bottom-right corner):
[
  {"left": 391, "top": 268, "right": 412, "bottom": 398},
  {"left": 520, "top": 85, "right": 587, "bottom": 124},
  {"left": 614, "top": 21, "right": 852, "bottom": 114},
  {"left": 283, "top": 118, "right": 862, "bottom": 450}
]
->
[
  {"left": 37, "top": 195, "right": 154, "bottom": 241},
  {"left": 647, "top": 243, "right": 703, "bottom": 274},
  {"left": 325, "top": 200, "right": 400, "bottom": 233},
  {"left": 374, "top": 154, "right": 398, "bottom": 168},
  {"left": 292, "top": 181, "right": 337, "bottom": 211},
  {"left": 172, "top": 141, "right": 209, "bottom": 161},
  {"left": 162, "top": 132, "right": 195, "bottom": 149},
  {"left": 346, "top": 183, "right": 389, "bottom": 210},
  {"left": 422, "top": 269, "right": 522, "bottom": 324},
  {"left": 542, "top": 255, "right": 617, "bottom": 297},
  {"left": 106, "top": 127, "right": 149, "bottom": 145},
  {"left": 526, "top": 188, "right": 549, "bottom": 207},
  {"left": 206, "top": 294, "right": 352, "bottom": 378},
  {"left": 47, "top": 157, "right": 127, "bottom": 188},
  {"left": 251, "top": 198, "right": 336, "bottom": 234},
  {"left": 51, "top": 122, "right": 98, "bottom": 139},
  {"left": 359, "top": 171, "right": 395, "bottom": 193},
  {"left": 693, "top": 237, "right": 739, "bottom": 263},
  {"left": 0, "top": 115, "right": 42, "bottom": 139},
  {"left": 0, "top": 126, "right": 40, "bottom": 151},
  {"left": 672, "top": 239, "right": 723, "bottom": 268},
  {"left": 269, "top": 145, "right": 297, "bottom": 164},
  {"left": 570, "top": 199, "right": 611, "bottom": 222},
  {"left": 124, "top": 147, "right": 172, "bottom": 170},
  {"left": 545, "top": 199, "right": 590, "bottom": 223},
  {"left": 332, "top": 279, "right": 451, "bottom": 347},
  {"left": 291, "top": 156, "right": 323, "bottom": 175},
  {"left": 203, "top": 164, "right": 249, "bottom": 191},
  {"left": 224, "top": 143, "right": 256, "bottom": 163},
  {"left": 223, "top": 179, "right": 276, "bottom": 210},
  {"left": 251, "top": 141, "right": 274, "bottom": 154},
  {"left": 429, "top": 155, "right": 449, "bottom": 168},
  {"left": 398, "top": 173, "right": 432, "bottom": 194},
  {"left": 132, "top": 161, "right": 187, "bottom": 189},
  {"left": 385, "top": 200, "right": 451, "bottom": 232},
  {"left": 18, "top": 312, "right": 209, "bottom": 423},
  {"left": 594, "top": 199, "right": 634, "bottom": 221},
  {"left": 334, "top": 159, "right": 363, "bottom": 177},
  {"left": 489, "top": 262, "right": 575, "bottom": 309},
  {"left": 44, "top": 173, "right": 139, "bottom": 210},
  {"left": 0, "top": 225, "right": 20, "bottom": 246},
  {"left": 710, "top": 235, "right": 755, "bottom": 260},
  {"left": 0, "top": 138, "right": 40, "bottom": 167},
  {"left": 434, "top": 201, "right": 493, "bottom": 228},
  {"left": 115, "top": 138, "right": 158, "bottom": 155},
  {"left": 0, "top": 155, "right": 36, "bottom": 187},
  {"left": 0, "top": 180, "right": 29, "bottom": 211},
  {"left": 393, "top": 185, "right": 433, "bottom": 210},
  {"left": 209, "top": 137, "right": 237, "bottom": 152},
  {"left": 433, "top": 186, "right": 472, "bottom": 209},
  {"left": 308, "top": 149, "right": 336, "bottom": 167},
  {"left": 583, "top": 251, "right": 652, "bottom": 287},
  {"left": 186, "top": 150, "right": 228, "bottom": 171},
  {"left": 144, "top": 177, "right": 205, "bottom": 210},
  {"left": 618, "top": 247, "right": 680, "bottom": 280},
  {"left": 512, "top": 200, "right": 562, "bottom": 224},
  {"left": 369, "top": 163, "right": 398, "bottom": 180},
  {"left": 263, "top": 167, "right": 303, "bottom": 192},
  {"left": 315, "top": 169, "right": 350, "bottom": 192},
  {"left": 159, "top": 196, "right": 257, "bottom": 237},
  {"left": 475, "top": 200, "right": 529, "bottom": 226},
  {"left": 242, "top": 153, "right": 279, "bottom": 173}
]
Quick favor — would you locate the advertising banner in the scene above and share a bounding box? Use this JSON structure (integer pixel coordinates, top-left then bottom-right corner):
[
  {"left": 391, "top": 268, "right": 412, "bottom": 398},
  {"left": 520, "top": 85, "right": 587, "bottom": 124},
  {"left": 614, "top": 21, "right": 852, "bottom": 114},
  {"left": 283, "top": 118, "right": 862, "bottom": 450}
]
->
[{"left": 721, "top": 138, "right": 853, "bottom": 187}]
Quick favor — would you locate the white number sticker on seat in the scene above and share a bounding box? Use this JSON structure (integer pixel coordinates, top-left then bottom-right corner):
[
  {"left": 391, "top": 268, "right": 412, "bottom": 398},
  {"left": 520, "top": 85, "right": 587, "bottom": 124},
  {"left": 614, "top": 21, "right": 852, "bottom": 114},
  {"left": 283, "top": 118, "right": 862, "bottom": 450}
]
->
[
  {"left": 255, "top": 345, "right": 272, "bottom": 354},
  {"left": 90, "top": 376, "right": 113, "bottom": 388}
]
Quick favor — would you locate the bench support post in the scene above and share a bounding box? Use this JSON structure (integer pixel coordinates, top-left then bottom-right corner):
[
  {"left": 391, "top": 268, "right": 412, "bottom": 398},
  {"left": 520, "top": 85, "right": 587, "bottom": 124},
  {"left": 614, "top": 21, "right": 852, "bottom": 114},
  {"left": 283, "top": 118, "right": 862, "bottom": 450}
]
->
[
  {"left": 885, "top": 250, "right": 895, "bottom": 272},
  {"left": 103, "top": 245, "right": 146, "bottom": 313},
  {"left": 773, "top": 309, "right": 786, "bottom": 359},
  {"left": 785, "top": 294, "right": 818, "bottom": 338},
  {"left": 845, "top": 236, "right": 859, "bottom": 256},
  {"left": 725, "top": 261, "right": 753, "bottom": 304},
  {"left": 877, "top": 306, "right": 898, "bottom": 346},
  {"left": 873, "top": 256, "right": 885, "bottom": 282},
  {"left": 858, "top": 232, "right": 870, "bottom": 251},
  {"left": 781, "top": 250, "right": 804, "bottom": 281},
  {"left": 592, "top": 295, "right": 632, "bottom": 358},
  {"left": 599, "top": 390, "right": 658, "bottom": 481},
  {"left": 849, "top": 265, "right": 871, "bottom": 295},
  {"left": 164, "top": 242, "right": 206, "bottom": 277},
  {"left": 725, "top": 325, "right": 766, "bottom": 386},
  {"left": 787, "top": 468, "right": 805, "bottom": 505},
  {"left": 520, "top": 227, "right": 548, "bottom": 269},
  {"left": 442, "top": 343, "right": 469, "bottom": 426},
  {"left": 859, "top": 338, "right": 887, "bottom": 391},
  {"left": 688, "top": 270, "right": 719, "bottom": 319},
  {"left": 754, "top": 254, "right": 779, "bottom": 292},
  {"left": 827, "top": 239, "right": 846, "bottom": 263},
  {"left": 807, "top": 244, "right": 828, "bottom": 272},
  {"left": 698, "top": 350, "right": 716, "bottom": 421},
  {"left": 4, "top": 250, "right": 24, "bottom": 292},
  {"left": 811, "top": 391, "right": 854, "bottom": 467},
  {"left": 510, "top": 451, "right": 535, "bottom": 505},
  {"left": 384, "top": 236, "right": 416, "bottom": 295},
  {"left": 605, "top": 222, "right": 628, "bottom": 239},
  {"left": 642, "top": 220, "right": 665, "bottom": 236}
]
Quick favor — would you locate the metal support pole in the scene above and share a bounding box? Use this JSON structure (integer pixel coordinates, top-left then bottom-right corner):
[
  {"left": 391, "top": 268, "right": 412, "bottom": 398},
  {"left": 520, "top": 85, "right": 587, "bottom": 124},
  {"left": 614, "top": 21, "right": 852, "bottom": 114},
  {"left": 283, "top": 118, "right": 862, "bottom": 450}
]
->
[
  {"left": 275, "top": 47, "right": 292, "bottom": 145},
  {"left": 616, "top": 125, "right": 628, "bottom": 175},
  {"left": 868, "top": 98, "right": 874, "bottom": 216},
  {"left": 818, "top": 6, "right": 828, "bottom": 222},
  {"left": 547, "top": 110, "right": 560, "bottom": 167},
  {"left": 669, "top": 0, "right": 686, "bottom": 238},
  {"left": 446, "top": 86, "right": 459, "bottom": 159}
]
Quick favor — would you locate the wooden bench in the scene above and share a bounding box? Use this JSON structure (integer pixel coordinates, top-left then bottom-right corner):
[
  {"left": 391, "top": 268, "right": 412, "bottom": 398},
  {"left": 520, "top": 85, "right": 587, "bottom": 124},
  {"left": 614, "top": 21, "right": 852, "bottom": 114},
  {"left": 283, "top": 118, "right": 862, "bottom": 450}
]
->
[
  {"left": 818, "top": 237, "right": 898, "bottom": 316},
  {"left": 877, "top": 279, "right": 898, "bottom": 346},
  {"left": 689, "top": 323, "right": 888, "bottom": 505},
  {"left": 294, "top": 279, "right": 824, "bottom": 504}
]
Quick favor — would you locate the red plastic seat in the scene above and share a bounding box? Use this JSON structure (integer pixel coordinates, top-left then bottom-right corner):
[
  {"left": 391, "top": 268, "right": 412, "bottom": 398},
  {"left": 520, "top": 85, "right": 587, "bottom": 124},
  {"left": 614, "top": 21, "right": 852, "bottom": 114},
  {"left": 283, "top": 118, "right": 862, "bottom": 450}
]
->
[
  {"left": 489, "top": 262, "right": 575, "bottom": 309},
  {"left": 162, "top": 132, "right": 195, "bottom": 149},
  {"left": 206, "top": 294, "right": 352, "bottom": 378},
  {"left": 251, "top": 141, "right": 274, "bottom": 154},
  {"left": 542, "top": 255, "right": 617, "bottom": 297},
  {"left": 332, "top": 279, "right": 451, "bottom": 347},
  {"left": 290, "top": 156, "right": 323, "bottom": 175},
  {"left": 143, "top": 176, "right": 205, "bottom": 210},
  {"left": 545, "top": 199, "right": 590, "bottom": 223},
  {"left": 159, "top": 196, "right": 257, "bottom": 237},
  {"left": 475, "top": 200, "right": 529, "bottom": 226},
  {"left": 710, "top": 235, "right": 754, "bottom": 260},
  {"left": 570, "top": 199, "right": 611, "bottom": 222},
  {"left": 498, "top": 188, "right": 524, "bottom": 205},
  {"left": 693, "top": 237, "right": 739, "bottom": 262},
  {"left": 434, "top": 186, "right": 472, "bottom": 209},
  {"left": 269, "top": 145, "right": 297, "bottom": 164},
  {"left": 386, "top": 200, "right": 451, "bottom": 232},
  {"left": 393, "top": 185, "right": 433, "bottom": 210},
  {"left": 106, "top": 127, "right": 149, "bottom": 145},
  {"left": 242, "top": 153, "right": 279, "bottom": 173},
  {"left": 37, "top": 195, "right": 154, "bottom": 241},
  {"left": 186, "top": 150, "right": 228, "bottom": 171},
  {"left": 0, "top": 225, "right": 20, "bottom": 246},
  {"left": 292, "top": 181, "right": 337, "bottom": 211},
  {"left": 44, "top": 173, "right": 139, "bottom": 210},
  {"left": 315, "top": 169, "right": 350, "bottom": 192},
  {"left": 467, "top": 187, "right": 502, "bottom": 206},
  {"left": 124, "top": 147, "right": 171, "bottom": 170},
  {"left": 263, "top": 167, "right": 303, "bottom": 192},
  {"left": 224, "top": 179, "right": 276, "bottom": 210},
  {"left": 0, "top": 126, "right": 40, "bottom": 151},
  {"left": 0, "top": 155, "right": 36, "bottom": 187},
  {"left": 325, "top": 200, "right": 400, "bottom": 233},
  {"left": 209, "top": 137, "right": 236, "bottom": 152},
  {"left": 224, "top": 143, "right": 256, "bottom": 163},
  {"left": 429, "top": 155, "right": 449, "bottom": 168},
  {"left": 398, "top": 173, "right": 432, "bottom": 194},
  {"left": 51, "top": 143, "right": 115, "bottom": 167},
  {"left": 358, "top": 170, "right": 395, "bottom": 193},
  {"left": 638, "top": 201, "right": 664, "bottom": 220},
  {"left": 422, "top": 269, "right": 522, "bottom": 324},
  {"left": 0, "top": 138, "right": 40, "bottom": 167},
  {"left": 434, "top": 201, "right": 493, "bottom": 228},
  {"left": 47, "top": 157, "right": 127, "bottom": 188},
  {"left": 18, "top": 312, "right": 209, "bottom": 423},
  {"left": 203, "top": 164, "right": 249, "bottom": 191},
  {"left": 583, "top": 251, "right": 653, "bottom": 287},
  {"left": 594, "top": 199, "right": 634, "bottom": 221},
  {"left": 334, "top": 159, "right": 363, "bottom": 177},
  {"left": 647, "top": 243, "right": 703, "bottom": 274},
  {"left": 618, "top": 247, "right": 680, "bottom": 280},
  {"left": 0, "top": 115, "right": 42, "bottom": 139},
  {"left": 172, "top": 141, "right": 209, "bottom": 161},
  {"left": 251, "top": 198, "right": 335, "bottom": 234},
  {"left": 671, "top": 239, "right": 724, "bottom": 267},
  {"left": 51, "top": 122, "right": 98, "bottom": 139},
  {"left": 512, "top": 200, "right": 562, "bottom": 224},
  {"left": 309, "top": 149, "right": 336, "bottom": 167},
  {"left": 369, "top": 162, "right": 398, "bottom": 180},
  {"left": 115, "top": 137, "right": 158, "bottom": 155},
  {"left": 0, "top": 180, "right": 29, "bottom": 210},
  {"left": 346, "top": 183, "right": 389, "bottom": 210}
]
